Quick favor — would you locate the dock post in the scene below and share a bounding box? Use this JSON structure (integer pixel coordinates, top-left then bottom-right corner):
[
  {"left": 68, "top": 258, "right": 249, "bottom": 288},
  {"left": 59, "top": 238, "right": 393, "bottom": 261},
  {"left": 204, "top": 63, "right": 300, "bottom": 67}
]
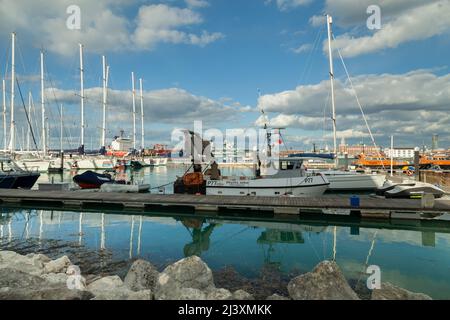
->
[{"left": 414, "top": 149, "right": 420, "bottom": 181}]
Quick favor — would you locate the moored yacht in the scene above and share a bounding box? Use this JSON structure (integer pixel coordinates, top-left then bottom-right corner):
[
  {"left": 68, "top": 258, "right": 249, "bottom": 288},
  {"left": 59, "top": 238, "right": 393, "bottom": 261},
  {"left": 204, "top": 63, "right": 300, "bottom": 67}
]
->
[{"left": 0, "top": 158, "right": 40, "bottom": 189}]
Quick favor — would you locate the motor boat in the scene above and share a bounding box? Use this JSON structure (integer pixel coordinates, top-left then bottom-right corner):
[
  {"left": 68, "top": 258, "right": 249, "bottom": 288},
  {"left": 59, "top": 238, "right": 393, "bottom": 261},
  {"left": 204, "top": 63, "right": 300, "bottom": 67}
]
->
[
  {"left": 0, "top": 158, "right": 40, "bottom": 189},
  {"left": 73, "top": 170, "right": 113, "bottom": 189},
  {"left": 376, "top": 180, "right": 445, "bottom": 199},
  {"left": 313, "top": 170, "right": 386, "bottom": 191}
]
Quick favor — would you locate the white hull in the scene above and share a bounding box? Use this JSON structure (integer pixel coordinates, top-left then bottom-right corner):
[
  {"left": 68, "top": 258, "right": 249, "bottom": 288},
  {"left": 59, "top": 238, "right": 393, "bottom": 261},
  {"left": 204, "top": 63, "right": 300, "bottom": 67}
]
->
[
  {"left": 312, "top": 171, "right": 386, "bottom": 191},
  {"left": 16, "top": 160, "right": 50, "bottom": 173},
  {"left": 144, "top": 157, "right": 168, "bottom": 167},
  {"left": 100, "top": 183, "right": 150, "bottom": 193},
  {"left": 206, "top": 175, "right": 329, "bottom": 197},
  {"left": 69, "top": 158, "right": 114, "bottom": 170}
]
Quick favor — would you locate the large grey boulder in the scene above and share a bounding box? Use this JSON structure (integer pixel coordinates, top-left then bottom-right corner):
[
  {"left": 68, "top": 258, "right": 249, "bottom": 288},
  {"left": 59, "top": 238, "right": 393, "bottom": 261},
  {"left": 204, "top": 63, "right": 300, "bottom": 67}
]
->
[
  {"left": 154, "top": 256, "right": 215, "bottom": 300},
  {"left": 266, "top": 294, "right": 290, "bottom": 300},
  {"left": 233, "top": 290, "right": 254, "bottom": 300},
  {"left": 0, "top": 251, "right": 45, "bottom": 275},
  {"left": 173, "top": 288, "right": 207, "bottom": 300},
  {"left": 0, "top": 268, "right": 92, "bottom": 300},
  {"left": 0, "top": 268, "right": 47, "bottom": 288},
  {"left": 0, "top": 286, "right": 93, "bottom": 300},
  {"left": 44, "top": 256, "right": 71, "bottom": 274},
  {"left": 206, "top": 288, "right": 233, "bottom": 300},
  {"left": 287, "top": 261, "right": 359, "bottom": 300},
  {"left": 87, "top": 275, "right": 152, "bottom": 300},
  {"left": 124, "top": 259, "right": 159, "bottom": 291},
  {"left": 371, "top": 283, "right": 432, "bottom": 300}
]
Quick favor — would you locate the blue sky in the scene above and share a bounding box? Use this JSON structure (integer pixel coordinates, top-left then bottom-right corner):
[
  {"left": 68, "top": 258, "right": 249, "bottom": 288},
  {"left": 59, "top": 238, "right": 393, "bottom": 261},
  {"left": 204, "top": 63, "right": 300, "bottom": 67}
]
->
[{"left": 0, "top": 0, "right": 449, "bottom": 151}]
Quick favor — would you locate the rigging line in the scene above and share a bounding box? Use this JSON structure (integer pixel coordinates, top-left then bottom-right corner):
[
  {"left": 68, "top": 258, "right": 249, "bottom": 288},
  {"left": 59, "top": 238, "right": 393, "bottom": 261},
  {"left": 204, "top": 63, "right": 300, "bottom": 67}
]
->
[
  {"left": 45, "top": 71, "right": 76, "bottom": 149},
  {"left": 297, "top": 25, "right": 325, "bottom": 86},
  {"left": 333, "top": 34, "right": 385, "bottom": 170},
  {"left": 16, "top": 77, "right": 38, "bottom": 150}
]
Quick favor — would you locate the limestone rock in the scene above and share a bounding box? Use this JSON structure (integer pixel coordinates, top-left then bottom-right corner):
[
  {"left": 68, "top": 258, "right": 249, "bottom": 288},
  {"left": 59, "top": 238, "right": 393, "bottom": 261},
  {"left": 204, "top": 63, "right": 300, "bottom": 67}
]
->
[
  {"left": 91, "top": 289, "right": 153, "bottom": 300},
  {"left": 88, "top": 275, "right": 152, "bottom": 300},
  {"left": 154, "top": 256, "right": 215, "bottom": 300},
  {"left": 371, "top": 282, "right": 432, "bottom": 300},
  {"left": 287, "top": 261, "right": 359, "bottom": 300},
  {"left": 44, "top": 256, "right": 71, "bottom": 274},
  {"left": 266, "top": 294, "right": 290, "bottom": 300},
  {"left": 0, "top": 268, "right": 47, "bottom": 289},
  {"left": 124, "top": 259, "right": 159, "bottom": 291},
  {"left": 0, "top": 287, "right": 93, "bottom": 300},
  {"left": 233, "top": 290, "right": 254, "bottom": 300},
  {"left": 87, "top": 276, "right": 124, "bottom": 293},
  {"left": 206, "top": 288, "right": 233, "bottom": 300},
  {"left": 40, "top": 273, "right": 69, "bottom": 285},
  {"left": 0, "top": 251, "right": 44, "bottom": 275}
]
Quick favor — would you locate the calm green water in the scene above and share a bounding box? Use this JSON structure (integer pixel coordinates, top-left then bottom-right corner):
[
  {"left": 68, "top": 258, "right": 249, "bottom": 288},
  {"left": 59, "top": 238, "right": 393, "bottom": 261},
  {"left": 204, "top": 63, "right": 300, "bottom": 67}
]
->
[
  {"left": 1, "top": 207, "right": 450, "bottom": 299},
  {"left": 2, "top": 166, "right": 450, "bottom": 299}
]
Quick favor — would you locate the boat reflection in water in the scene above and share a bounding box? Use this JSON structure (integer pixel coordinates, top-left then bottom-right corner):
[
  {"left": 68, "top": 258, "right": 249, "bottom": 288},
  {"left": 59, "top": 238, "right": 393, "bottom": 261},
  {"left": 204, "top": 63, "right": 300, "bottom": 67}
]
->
[{"left": 2, "top": 207, "right": 450, "bottom": 299}]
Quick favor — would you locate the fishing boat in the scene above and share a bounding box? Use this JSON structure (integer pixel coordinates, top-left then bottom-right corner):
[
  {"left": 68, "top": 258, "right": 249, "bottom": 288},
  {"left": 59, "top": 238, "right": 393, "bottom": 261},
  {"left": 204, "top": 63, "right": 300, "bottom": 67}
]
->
[
  {"left": 73, "top": 170, "right": 113, "bottom": 189},
  {"left": 0, "top": 158, "right": 40, "bottom": 189},
  {"left": 205, "top": 158, "right": 330, "bottom": 197}
]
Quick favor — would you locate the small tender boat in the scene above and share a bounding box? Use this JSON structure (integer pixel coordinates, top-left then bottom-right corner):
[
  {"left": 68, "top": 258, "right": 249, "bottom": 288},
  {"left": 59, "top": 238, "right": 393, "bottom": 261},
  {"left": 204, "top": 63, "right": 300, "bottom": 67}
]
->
[
  {"left": 73, "top": 170, "right": 113, "bottom": 189},
  {"left": 377, "top": 180, "right": 445, "bottom": 199},
  {"left": 0, "top": 158, "right": 40, "bottom": 189},
  {"left": 100, "top": 183, "right": 150, "bottom": 193}
]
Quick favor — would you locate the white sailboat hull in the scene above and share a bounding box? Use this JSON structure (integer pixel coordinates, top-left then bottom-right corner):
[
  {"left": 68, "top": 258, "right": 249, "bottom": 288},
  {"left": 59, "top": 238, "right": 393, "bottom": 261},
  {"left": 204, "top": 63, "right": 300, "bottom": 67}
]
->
[
  {"left": 70, "top": 159, "right": 114, "bottom": 170},
  {"left": 206, "top": 175, "right": 329, "bottom": 197},
  {"left": 16, "top": 160, "right": 50, "bottom": 173}
]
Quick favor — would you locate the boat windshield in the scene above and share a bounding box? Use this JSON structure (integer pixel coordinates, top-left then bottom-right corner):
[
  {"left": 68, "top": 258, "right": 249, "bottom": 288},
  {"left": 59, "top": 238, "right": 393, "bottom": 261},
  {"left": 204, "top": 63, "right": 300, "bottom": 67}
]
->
[{"left": 0, "top": 159, "right": 23, "bottom": 173}]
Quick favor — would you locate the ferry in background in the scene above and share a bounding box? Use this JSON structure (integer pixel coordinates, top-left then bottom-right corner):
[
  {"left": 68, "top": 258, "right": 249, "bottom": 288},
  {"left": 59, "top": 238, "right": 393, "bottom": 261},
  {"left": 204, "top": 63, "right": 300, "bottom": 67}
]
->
[
  {"left": 420, "top": 154, "right": 450, "bottom": 170},
  {"left": 353, "top": 154, "right": 410, "bottom": 169}
]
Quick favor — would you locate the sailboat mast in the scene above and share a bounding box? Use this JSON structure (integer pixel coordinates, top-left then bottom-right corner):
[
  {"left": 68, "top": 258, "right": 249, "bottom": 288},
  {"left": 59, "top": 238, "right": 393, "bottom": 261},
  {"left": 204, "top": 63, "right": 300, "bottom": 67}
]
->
[
  {"left": 139, "top": 78, "right": 144, "bottom": 150},
  {"left": 60, "top": 104, "right": 63, "bottom": 153},
  {"left": 27, "top": 92, "right": 32, "bottom": 151},
  {"left": 40, "top": 51, "right": 47, "bottom": 156},
  {"left": 9, "top": 32, "right": 15, "bottom": 153},
  {"left": 131, "top": 72, "right": 136, "bottom": 150},
  {"left": 101, "top": 55, "right": 107, "bottom": 148},
  {"left": 2, "top": 79, "right": 6, "bottom": 151},
  {"left": 326, "top": 15, "right": 338, "bottom": 167},
  {"left": 79, "top": 44, "right": 85, "bottom": 152}
]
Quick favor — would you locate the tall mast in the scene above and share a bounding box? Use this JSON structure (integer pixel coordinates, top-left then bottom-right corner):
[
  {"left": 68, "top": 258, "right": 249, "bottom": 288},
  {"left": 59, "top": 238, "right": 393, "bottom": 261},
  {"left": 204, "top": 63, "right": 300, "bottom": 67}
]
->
[
  {"left": 60, "top": 104, "right": 63, "bottom": 153},
  {"left": 326, "top": 15, "right": 337, "bottom": 167},
  {"left": 101, "top": 55, "right": 107, "bottom": 148},
  {"left": 40, "top": 51, "right": 47, "bottom": 156},
  {"left": 27, "top": 92, "right": 32, "bottom": 151},
  {"left": 139, "top": 78, "right": 144, "bottom": 150},
  {"left": 79, "top": 44, "right": 85, "bottom": 152},
  {"left": 2, "top": 79, "right": 6, "bottom": 151},
  {"left": 131, "top": 72, "right": 136, "bottom": 150},
  {"left": 9, "top": 32, "right": 15, "bottom": 153}
]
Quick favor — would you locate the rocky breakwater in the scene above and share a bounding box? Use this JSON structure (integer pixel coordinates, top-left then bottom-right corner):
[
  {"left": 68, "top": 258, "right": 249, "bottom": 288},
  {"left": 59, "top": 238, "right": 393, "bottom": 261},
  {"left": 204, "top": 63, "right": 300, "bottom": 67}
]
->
[{"left": 0, "top": 250, "right": 432, "bottom": 300}]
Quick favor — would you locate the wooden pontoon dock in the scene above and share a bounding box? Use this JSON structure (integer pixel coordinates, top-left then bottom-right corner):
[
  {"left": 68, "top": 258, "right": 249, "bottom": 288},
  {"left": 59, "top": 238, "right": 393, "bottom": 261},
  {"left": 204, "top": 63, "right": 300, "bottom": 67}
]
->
[{"left": 0, "top": 189, "right": 449, "bottom": 219}]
